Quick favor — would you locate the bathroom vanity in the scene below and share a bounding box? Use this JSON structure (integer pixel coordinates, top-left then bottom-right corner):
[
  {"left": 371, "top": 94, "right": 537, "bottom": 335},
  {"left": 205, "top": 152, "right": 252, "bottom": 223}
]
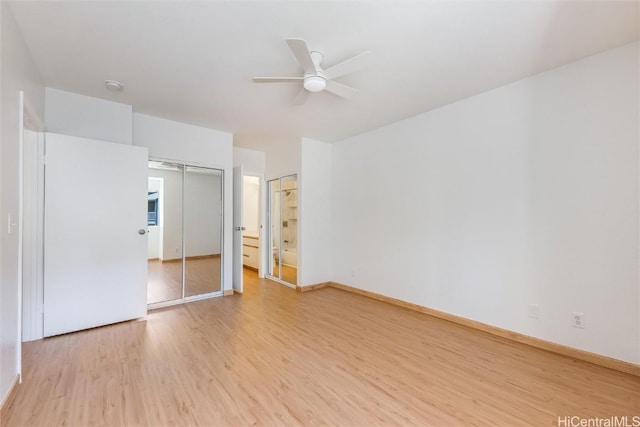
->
[{"left": 242, "top": 234, "right": 259, "bottom": 270}]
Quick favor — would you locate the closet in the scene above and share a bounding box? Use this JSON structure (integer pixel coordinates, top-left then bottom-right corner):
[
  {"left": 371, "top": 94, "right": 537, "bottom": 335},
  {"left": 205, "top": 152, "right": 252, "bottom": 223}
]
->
[{"left": 147, "top": 161, "right": 224, "bottom": 306}]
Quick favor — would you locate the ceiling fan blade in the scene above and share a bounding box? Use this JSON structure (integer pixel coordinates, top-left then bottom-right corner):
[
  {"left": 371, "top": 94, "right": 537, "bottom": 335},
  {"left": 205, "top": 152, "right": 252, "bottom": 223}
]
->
[
  {"left": 293, "top": 88, "right": 310, "bottom": 105},
  {"left": 286, "top": 38, "right": 317, "bottom": 74},
  {"left": 252, "top": 77, "right": 304, "bottom": 83},
  {"left": 325, "top": 81, "right": 360, "bottom": 99},
  {"left": 322, "top": 51, "right": 372, "bottom": 81}
]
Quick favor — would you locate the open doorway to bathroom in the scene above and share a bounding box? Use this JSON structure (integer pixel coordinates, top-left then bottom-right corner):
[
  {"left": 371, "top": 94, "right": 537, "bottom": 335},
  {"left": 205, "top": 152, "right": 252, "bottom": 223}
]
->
[
  {"left": 266, "top": 174, "right": 297, "bottom": 287},
  {"left": 241, "top": 176, "right": 260, "bottom": 272}
]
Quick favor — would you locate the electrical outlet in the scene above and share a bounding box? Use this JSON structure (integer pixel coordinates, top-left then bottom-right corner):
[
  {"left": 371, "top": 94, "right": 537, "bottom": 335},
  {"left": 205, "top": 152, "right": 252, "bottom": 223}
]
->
[
  {"left": 527, "top": 304, "right": 539, "bottom": 319},
  {"left": 571, "top": 312, "right": 585, "bottom": 329}
]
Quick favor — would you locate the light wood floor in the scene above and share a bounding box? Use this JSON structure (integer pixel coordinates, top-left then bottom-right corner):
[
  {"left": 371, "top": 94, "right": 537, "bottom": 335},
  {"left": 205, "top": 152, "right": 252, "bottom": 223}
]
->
[
  {"left": 3, "top": 270, "right": 639, "bottom": 426},
  {"left": 148, "top": 256, "right": 221, "bottom": 304},
  {"left": 272, "top": 261, "right": 297, "bottom": 285}
]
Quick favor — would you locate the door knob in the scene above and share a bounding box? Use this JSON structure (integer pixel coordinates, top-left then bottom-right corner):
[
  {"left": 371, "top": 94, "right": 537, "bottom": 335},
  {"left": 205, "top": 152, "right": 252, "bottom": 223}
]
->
[
  {"left": 138, "top": 229, "right": 147, "bottom": 235},
  {"left": 234, "top": 226, "right": 247, "bottom": 231}
]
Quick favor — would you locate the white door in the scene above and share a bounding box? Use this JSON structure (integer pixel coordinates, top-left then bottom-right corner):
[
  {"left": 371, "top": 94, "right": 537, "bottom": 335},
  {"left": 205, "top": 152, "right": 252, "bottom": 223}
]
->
[
  {"left": 43, "top": 133, "right": 148, "bottom": 337},
  {"left": 232, "top": 165, "right": 244, "bottom": 293}
]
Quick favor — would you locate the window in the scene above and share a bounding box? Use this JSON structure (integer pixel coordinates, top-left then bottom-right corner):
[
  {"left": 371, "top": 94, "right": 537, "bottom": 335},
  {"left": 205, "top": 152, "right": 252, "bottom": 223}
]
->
[{"left": 148, "top": 192, "right": 159, "bottom": 226}]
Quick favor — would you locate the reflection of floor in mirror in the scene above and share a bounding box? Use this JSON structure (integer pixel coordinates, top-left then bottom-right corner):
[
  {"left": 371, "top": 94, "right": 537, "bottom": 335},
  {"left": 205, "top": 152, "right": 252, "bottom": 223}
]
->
[
  {"left": 147, "top": 256, "right": 221, "bottom": 304},
  {"left": 271, "top": 262, "right": 297, "bottom": 285}
]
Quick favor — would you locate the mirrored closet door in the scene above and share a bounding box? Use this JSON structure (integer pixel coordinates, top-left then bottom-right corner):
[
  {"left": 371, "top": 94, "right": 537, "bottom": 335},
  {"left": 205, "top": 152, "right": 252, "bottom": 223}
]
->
[
  {"left": 147, "top": 161, "right": 223, "bottom": 306},
  {"left": 267, "top": 174, "right": 297, "bottom": 286},
  {"left": 184, "top": 166, "right": 223, "bottom": 297},
  {"left": 147, "top": 162, "right": 184, "bottom": 304}
]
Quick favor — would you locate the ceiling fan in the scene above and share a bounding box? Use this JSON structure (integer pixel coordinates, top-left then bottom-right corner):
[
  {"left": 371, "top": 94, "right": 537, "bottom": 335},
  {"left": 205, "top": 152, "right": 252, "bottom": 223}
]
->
[{"left": 252, "top": 38, "right": 372, "bottom": 105}]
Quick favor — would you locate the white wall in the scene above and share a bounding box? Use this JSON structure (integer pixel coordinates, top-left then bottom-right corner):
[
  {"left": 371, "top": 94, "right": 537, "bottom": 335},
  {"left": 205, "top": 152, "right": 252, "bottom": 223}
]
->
[
  {"left": 134, "top": 113, "right": 232, "bottom": 165},
  {"left": 184, "top": 170, "right": 222, "bottom": 257},
  {"left": 134, "top": 113, "right": 233, "bottom": 291},
  {"left": 265, "top": 139, "right": 301, "bottom": 181},
  {"left": 299, "top": 138, "right": 333, "bottom": 287},
  {"left": 45, "top": 88, "right": 132, "bottom": 144},
  {"left": 233, "top": 147, "right": 265, "bottom": 175},
  {"left": 0, "top": 1, "right": 45, "bottom": 403},
  {"left": 243, "top": 176, "right": 260, "bottom": 236},
  {"left": 331, "top": 42, "right": 639, "bottom": 364}
]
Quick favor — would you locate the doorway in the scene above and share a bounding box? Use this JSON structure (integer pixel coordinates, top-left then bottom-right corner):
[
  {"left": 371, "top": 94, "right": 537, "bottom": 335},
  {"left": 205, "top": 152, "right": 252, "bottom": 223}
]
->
[
  {"left": 266, "top": 174, "right": 297, "bottom": 287},
  {"left": 147, "top": 161, "right": 224, "bottom": 307},
  {"left": 242, "top": 176, "right": 260, "bottom": 272}
]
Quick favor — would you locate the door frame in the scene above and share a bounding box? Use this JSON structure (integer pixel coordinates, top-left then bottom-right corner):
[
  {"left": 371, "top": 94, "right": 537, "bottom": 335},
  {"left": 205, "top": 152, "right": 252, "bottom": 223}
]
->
[
  {"left": 243, "top": 172, "right": 265, "bottom": 278},
  {"left": 232, "top": 166, "right": 267, "bottom": 286},
  {"left": 20, "top": 91, "right": 46, "bottom": 348},
  {"left": 232, "top": 165, "right": 244, "bottom": 294}
]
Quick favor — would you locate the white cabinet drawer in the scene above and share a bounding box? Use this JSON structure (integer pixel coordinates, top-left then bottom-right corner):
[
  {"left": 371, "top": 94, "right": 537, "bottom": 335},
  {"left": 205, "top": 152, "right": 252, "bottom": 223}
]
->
[{"left": 243, "top": 244, "right": 259, "bottom": 269}]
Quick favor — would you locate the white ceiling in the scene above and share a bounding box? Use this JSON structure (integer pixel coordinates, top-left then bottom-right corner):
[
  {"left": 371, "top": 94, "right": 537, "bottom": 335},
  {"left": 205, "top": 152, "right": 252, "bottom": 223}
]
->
[{"left": 8, "top": 1, "right": 639, "bottom": 150}]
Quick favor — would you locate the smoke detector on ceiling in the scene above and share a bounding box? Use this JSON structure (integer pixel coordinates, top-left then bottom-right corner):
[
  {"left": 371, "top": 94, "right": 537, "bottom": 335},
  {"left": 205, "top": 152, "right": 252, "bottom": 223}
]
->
[{"left": 104, "top": 80, "right": 124, "bottom": 92}]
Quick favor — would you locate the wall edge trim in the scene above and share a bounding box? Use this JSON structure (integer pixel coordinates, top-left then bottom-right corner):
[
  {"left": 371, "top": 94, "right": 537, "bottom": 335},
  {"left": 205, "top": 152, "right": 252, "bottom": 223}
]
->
[
  {"left": 0, "top": 374, "right": 20, "bottom": 418},
  {"left": 296, "top": 282, "right": 330, "bottom": 293}
]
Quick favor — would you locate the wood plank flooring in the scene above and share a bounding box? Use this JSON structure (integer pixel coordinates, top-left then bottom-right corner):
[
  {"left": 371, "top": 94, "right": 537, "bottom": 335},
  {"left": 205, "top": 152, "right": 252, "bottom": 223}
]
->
[
  {"left": 2, "top": 269, "right": 638, "bottom": 426},
  {"left": 271, "top": 262, "right": 297, "bottom": 285},
  {"left": 147, "top": 257, "right": 221, "bottom": 304}
]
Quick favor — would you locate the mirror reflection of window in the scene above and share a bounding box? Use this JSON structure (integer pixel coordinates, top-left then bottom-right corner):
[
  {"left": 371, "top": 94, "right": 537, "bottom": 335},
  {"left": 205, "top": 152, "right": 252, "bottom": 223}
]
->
[{"left": 147, "top": 192, "right": 159, "bottom": 226}]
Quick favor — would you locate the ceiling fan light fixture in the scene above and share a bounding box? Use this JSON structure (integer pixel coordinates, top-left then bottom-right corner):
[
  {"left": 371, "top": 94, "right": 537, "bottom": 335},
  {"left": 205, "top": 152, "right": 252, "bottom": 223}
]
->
[
  {"left": 252, "top": 39, "right": 370, "bottom": 103},
  {"left": 303, "top": 75, "right": 326, "bottom": 92}
]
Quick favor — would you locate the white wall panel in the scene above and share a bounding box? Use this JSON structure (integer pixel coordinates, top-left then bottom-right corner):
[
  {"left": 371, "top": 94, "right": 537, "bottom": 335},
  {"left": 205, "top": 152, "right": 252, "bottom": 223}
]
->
[{"left": 45, "top": 88, "right": 132, "bottom": 144}]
